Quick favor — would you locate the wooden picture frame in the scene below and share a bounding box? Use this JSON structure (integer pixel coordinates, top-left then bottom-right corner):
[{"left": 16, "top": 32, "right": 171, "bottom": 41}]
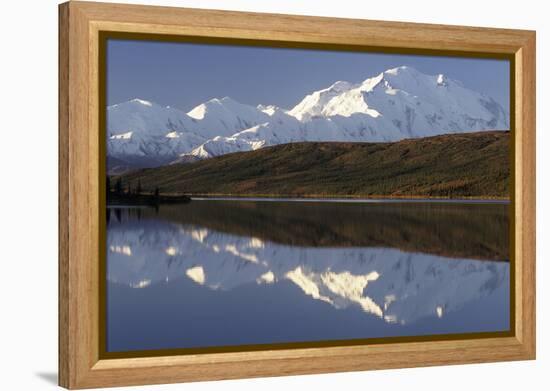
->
[{"left": 59, "top": 1, "right": 536, "bottom": 389}]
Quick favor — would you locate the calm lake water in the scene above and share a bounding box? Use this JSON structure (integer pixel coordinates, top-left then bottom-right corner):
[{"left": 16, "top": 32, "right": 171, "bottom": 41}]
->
[{"left": 106, "top": 200, "right": 510, "bottom": 353}]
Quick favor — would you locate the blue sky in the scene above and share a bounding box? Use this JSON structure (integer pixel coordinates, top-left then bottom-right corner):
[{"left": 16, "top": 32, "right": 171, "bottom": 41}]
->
[{"left": 107, "top": 39, "right": 510, "bottom": 111}]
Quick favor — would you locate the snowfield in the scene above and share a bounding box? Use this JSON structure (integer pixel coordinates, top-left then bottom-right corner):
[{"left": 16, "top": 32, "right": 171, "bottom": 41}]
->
[{"left": 107, "top": 66, "right": 509, "bottom": 169}]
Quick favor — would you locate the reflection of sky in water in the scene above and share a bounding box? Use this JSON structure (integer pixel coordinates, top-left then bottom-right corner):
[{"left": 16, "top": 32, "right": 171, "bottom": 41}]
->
[{"left": 106, "top": 204, "right": 510, "bottom": 353}]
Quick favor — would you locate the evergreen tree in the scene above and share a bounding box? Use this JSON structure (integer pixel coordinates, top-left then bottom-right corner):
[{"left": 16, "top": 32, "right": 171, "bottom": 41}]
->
[
  {"left": 106, "top": 176, "right": 111, "bottom": 193},
  {"left": 136, "top": 179, "right": 142, "bottom": 195},
  {"left": 115, "top": 178, "right": 122, "bottom": 195}
]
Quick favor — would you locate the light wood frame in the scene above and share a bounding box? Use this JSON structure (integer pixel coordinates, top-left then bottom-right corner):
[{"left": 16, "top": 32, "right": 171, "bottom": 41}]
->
[{"left": 59, "top": 1, "right": 536, "bottom": 389}]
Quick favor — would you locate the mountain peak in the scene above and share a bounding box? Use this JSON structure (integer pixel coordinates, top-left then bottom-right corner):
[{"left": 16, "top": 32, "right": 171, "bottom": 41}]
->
[
  {"left": 360, "top": 72, "right": 385, "bottom": 92},
  {"left": 130, "top": 98, "right": 154, "bottom": 106},
  {"left": 206, "top": 96, "right": 233, "bottom": 104},
  {"left": 108, "top": 66, "right": 509, "bottom": 170},
  {"left": 384, "top": 65, "right": 419, "bottom": 76},
  {"left": 288, "top": 81, "right": 355, "bottom": 120},
  {"left": 188, "top": 96, "right": 266, "bottom": 121},
  {"left": 108, "top": 98, "right": 159, "bottom": 110},
  {"left": 187, "top": 101, "right": 212, "bottom": 120},
  {"left": 382, "top": 66, "right": 452, "bottom": 88}
]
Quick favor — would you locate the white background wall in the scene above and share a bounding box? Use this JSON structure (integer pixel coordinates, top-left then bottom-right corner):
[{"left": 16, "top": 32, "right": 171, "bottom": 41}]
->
[{"left": 0, "top": 0, "right": 546, "bottom": 389}]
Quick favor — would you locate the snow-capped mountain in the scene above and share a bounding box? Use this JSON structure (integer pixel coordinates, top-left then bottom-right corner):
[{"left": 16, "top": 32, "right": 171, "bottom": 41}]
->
[
  {"left": 107, "top": 66, "right": 509, "bottom": 170},
  {"left": 107, "top": 219, "right": 509, "bottom": 325},
  {"left": 187, "top": 97, "right": 271, "bottom": 138},
  {"left": 107, "top": 99, "right": 204, "bottom": 168}
]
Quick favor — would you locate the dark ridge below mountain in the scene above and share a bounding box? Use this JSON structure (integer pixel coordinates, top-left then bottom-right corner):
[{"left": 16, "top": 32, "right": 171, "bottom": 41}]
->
[{"left": 115, "top": 131, "right": 510, "bottom": 198}]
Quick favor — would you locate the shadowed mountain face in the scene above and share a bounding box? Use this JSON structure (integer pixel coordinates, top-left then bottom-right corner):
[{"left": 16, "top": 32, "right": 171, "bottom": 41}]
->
[
  {"left": 115, "top": 131, "right": 510, "bottom": 198},
  {"left": 115, "top": 200, "right": 509, "bottom": 261},
  {"left": 106, "top": 200, "right": 510, "bottom": 352}
]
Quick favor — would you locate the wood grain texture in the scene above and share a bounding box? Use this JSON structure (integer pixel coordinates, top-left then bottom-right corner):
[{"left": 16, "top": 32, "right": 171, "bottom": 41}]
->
[
  {"left": 58, "top": 3, "right": 70, "bottom": 387},
  {"left": 58, "top": 1, "right": 536, "bottom": 388},
  {"left": 516, "top": 33, "right": 536, "bottom": 355}
]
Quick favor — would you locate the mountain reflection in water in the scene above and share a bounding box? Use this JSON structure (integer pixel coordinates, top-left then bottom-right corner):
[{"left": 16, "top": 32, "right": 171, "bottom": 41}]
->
[{"left": 106, "top": 200, "right": 510, "bottom": 352}]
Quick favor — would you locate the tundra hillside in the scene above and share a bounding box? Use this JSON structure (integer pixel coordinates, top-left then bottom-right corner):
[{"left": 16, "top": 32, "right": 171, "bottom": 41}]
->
[{"left": 113, "top": 131, "right": 509, "bottom": 199}]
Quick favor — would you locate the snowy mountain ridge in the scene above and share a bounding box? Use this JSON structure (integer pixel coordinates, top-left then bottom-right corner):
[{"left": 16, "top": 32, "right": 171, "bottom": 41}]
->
[{"left": 107, "top": 66, "right": 509, "bottom": 170}]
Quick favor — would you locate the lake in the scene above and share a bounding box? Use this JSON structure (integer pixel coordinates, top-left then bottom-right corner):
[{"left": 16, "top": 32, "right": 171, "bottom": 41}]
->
[{"left": 106, "top": 200, "right": 510, "bottom": 353}]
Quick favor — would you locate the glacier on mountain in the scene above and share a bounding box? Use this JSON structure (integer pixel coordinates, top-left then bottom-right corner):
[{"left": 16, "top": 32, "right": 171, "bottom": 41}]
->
[{"left": 107, "top": 66, "right": 509, "bottom": 170}]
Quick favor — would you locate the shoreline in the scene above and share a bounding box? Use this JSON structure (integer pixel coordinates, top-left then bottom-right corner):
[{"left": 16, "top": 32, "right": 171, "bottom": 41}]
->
[
  {"left": 106, "top": 193, "right": 191, "bottom": 206},
  {"left": 106, "top": 193, "right": 511, "bottom": 206},
  {"left": 158, "top": 191, "right": 509, "bottom": 201},
  {"left": 189, "top": 196, "right": 510, "bottom": 204}
]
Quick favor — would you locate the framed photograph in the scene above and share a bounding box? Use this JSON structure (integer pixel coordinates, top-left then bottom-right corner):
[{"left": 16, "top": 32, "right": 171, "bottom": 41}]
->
[{"left": 59, "top": 1, "right": 536, "bottom": 389}]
